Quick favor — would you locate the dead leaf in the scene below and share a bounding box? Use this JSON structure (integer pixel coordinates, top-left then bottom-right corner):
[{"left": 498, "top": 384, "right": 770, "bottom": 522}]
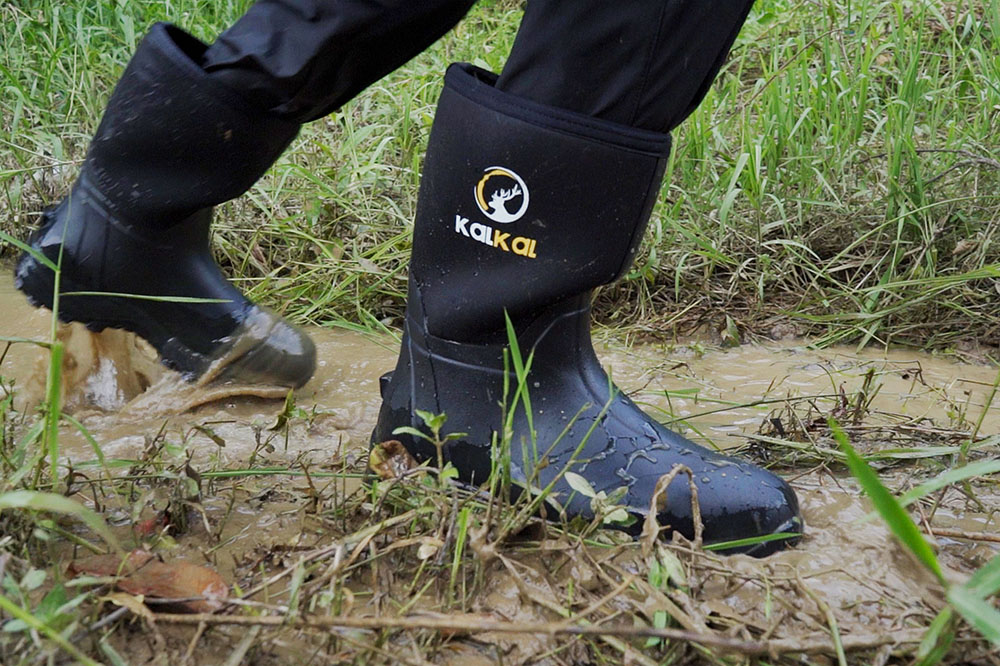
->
[
  {"left": 417, "top": 537, "right": 444, "bottom": 560},
  {"left": 952, "top": 238, "right": 978, "bottom": 257},
  {"left": 132, "top": 512, "right": 168, "bottom": 537},
  {"left": 368, "top": 440, "right": 417, "bottom": 479},
  {"left": 103, "top": 592, "right": 156, "bottom": 623},
  {"left": 68, "top": 550, "right": 155, "bottom": 577},
  {"left": 68, "top": 549, "right": 228, "bottom": 613}
]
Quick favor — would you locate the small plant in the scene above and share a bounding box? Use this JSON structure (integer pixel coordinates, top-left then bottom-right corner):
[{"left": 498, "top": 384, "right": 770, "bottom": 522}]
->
[
  {"left": 393, "top": 409, "right": 465, "bottom": 483},
  {"left": 564, "top": 472, "right": 634, "bottom": 530},
  {"left": 833, "top": 418, "right": 1000, "bottom": 661}
]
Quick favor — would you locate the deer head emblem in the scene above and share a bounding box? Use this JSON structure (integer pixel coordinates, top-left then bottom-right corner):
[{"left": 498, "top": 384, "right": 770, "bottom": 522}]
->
[
  {"left": 475, "top": 167, "right": 530, "bottom": 223},
  {"left": 488, "top": 185, "right": 522, "bottom": 216}
]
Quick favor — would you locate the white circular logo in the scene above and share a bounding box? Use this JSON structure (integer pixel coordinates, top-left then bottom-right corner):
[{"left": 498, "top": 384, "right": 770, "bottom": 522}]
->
[{"left": 474, "top": 166, "right": 529, "bottom": 224}]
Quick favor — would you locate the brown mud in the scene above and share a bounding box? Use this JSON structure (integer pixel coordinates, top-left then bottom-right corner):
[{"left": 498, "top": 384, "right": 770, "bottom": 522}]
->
[{"left": 2, "top": 270, "right": 999, "bottom": 664}]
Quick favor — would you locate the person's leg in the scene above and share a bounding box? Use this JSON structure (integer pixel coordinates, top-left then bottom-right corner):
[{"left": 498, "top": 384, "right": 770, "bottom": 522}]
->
[
  {"left": 16, "top": 1, "right": 474, "bottom": 387},
  {"left": 201, "top": 0, "right": 477, "bottom": 122},
  {"left": 374, "top": 0, "right": 802, "bottom": 555},
  {"left": 496, "top": 0, "right": 753, "bottom": 132}
]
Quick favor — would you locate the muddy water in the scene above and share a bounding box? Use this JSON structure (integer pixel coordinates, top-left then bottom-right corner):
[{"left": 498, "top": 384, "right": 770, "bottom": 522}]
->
[
  {"left": 4, "top": 265, "right": 998, "bottom": 537},
  {"left": 1, "top": 270, "right": 398, "bottom": 462},
  {"left": 4, "top": 269, "right": 999, "bottom": 465}
]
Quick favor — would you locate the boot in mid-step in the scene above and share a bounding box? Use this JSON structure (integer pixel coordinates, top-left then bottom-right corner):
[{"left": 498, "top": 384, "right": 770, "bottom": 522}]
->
[{"left": 15, "top": 23, "right": 315, "bottom": 389}]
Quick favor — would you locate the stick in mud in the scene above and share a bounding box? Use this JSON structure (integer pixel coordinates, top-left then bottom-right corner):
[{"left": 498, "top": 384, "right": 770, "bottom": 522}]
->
[{"left": 148, "top": 611, "right": 933, "bottom": 657}]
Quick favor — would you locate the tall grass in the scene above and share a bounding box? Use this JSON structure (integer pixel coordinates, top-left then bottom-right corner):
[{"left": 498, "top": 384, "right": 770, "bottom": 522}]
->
[{"left": 2, "top": 0, "right": 999, "bottom": 348}]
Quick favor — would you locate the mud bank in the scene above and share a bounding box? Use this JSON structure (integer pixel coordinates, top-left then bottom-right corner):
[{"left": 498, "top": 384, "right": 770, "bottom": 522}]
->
[{"left": 2, "top": 269, "right": 999, "bottom": 664}]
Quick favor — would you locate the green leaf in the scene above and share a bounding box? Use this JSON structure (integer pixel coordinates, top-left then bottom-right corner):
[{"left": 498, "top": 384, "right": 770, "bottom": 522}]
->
[
  {"left": 392, "top": 426, "right": 431, "bottom": 442},
  {"left": 831, "top": 418, "right": 944, "bottom": 583},
  {"left": 21, "top": 568, "right": 46, "bottom": 591},
  {"left": 415, "top": 409, "right": 446, "bottom": 432},
  {"left": 564, "top": 472, "right": 596, "bottom": 498},
  {"left": 36, "top": 584, "right": 68, "bottom": 622},
  {"left": 948, "top": 585, "right": 1000, "bottom": 646},
  {"left": 656, "top": 544, "right": 687, "bottom": 588},
  {"left": 965, "top": 554, "right": 1000, "bottom": 599},
  {"left": 3, "top": 619, "right": 29, "bottom": 633},
  {"left": 603, "top": 507, "right": 630, "bottom": 525},
  {"left": 0, "top": 490, "right": 121, "bottom": 553}
]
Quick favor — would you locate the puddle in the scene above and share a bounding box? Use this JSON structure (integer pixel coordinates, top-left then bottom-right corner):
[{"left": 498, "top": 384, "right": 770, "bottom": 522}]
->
[
  {"left": 1, "top": 269, "right": 398, "bottom": 462},
  {"left": 2, "top": 268, "right": 1000, "bottom": 463}
]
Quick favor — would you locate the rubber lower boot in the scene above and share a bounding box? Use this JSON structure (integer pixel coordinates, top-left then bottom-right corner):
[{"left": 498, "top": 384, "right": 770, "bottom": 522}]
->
[
  {"left": 14, "top": 23, "right": 315, "bottom": 387},
  {"left": 372, "top": 64, "right": 802, "bottom": 556}
]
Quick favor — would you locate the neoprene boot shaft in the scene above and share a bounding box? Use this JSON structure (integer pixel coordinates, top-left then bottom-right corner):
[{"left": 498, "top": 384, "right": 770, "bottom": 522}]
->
[
  {"left": 86, "top": 25, "right": 298, "bottom": 228},
  {"left": 409, "top": 66, "right": 670, "bottom": 342},
  {"left": 373, "top": 65, "right": 802, "bottom": 556}
]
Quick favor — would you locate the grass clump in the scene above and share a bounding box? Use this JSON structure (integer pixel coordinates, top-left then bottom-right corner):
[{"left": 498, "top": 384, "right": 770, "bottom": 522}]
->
[{"left": 3, "top": 0, "right": 1000, "bottom": 348}]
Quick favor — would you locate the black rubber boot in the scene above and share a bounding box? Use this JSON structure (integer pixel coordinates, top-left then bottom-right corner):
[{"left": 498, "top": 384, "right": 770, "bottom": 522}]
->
[
  {"left": 15, "top": 23, "right": 315, "bottom": 387},
  {"left": 373, "top": 65, "right": 802, "bottom": 556}
]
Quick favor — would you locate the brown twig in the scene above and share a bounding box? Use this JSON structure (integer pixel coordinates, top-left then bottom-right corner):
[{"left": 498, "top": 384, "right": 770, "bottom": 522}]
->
[
  {"left": 926, "top": 527, "right": 1000, "bottom": 544},
  {"left": 180, "top": 621, "right": 206, "bottom": 666},
  {"left": 147, "top": 611, "right": 933, "bottom": 656}
]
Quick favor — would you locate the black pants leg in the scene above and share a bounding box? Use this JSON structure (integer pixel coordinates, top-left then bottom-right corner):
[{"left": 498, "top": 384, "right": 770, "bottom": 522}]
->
[
  {"left": 200, "top": 0, "right": 754, "bottom": 131},
  {"left": 496, "top": 0, "right": 755, "bottom": 132},
  {"left": 201, "top": 0, "right": 477, "bottom": 122}
]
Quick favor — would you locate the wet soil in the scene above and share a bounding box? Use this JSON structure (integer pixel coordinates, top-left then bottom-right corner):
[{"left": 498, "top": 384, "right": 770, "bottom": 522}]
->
[{"left": 2, "top": 269, "right": 999, "bottom": 664}]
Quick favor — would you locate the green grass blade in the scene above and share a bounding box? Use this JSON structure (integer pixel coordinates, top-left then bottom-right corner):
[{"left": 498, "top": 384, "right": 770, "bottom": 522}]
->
[
  {"left": 947, "top": 585, "right": 1000, "bottom": 647},
  {"left": 61, "top": 413, "right": 107, "bottom": 469},
  {"left": 830, "top": 418, "right": 944, "bottom": 583},
  {"left": 60, "top": 291, "right": 232, "bottom": 303},
  {"left": 0, "top": 336, "right": 51, "bottom": 347},
  {"left": 897, "top": 460, "right": 1000, "bottom": 509},
  {"left": 703, "top": 531, "right": 803, "bottom": 552},
  {"left": 914, "top": 607, "right": 955, "bottom": 666},
  {"left": 965, "top": 554, "right": 1000, "bottom": 599},
  {"left": 44, "top": 340, "right": 63, "bottom": 484},
  {"left": 0, "top": 229, "right": 58, "bottom": 272},
  {"left": 0, "top": 490, "right": 120, "bottom": 553}
]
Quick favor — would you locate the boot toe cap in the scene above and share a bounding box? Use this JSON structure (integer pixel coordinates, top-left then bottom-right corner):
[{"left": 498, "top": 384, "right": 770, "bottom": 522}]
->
[
  {"left": 658, "top": 461, "right": 802, "bottom": 557},
  {"left": 201, "top": 307, "right": 317, "bottom": 388}
]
